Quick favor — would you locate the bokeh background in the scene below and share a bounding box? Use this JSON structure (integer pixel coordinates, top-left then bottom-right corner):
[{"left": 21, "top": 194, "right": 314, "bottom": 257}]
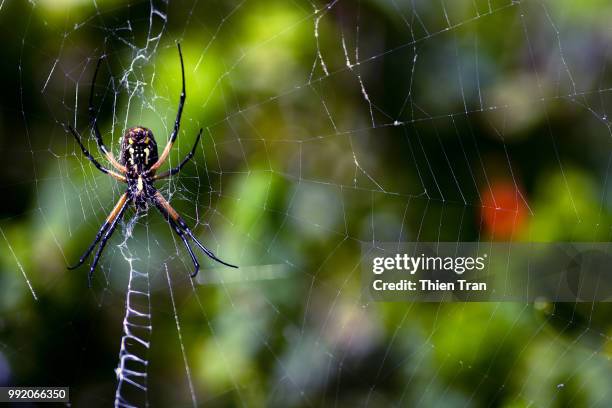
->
[{"left": 1, "top": 0, "right": 612, "bottom": 406}]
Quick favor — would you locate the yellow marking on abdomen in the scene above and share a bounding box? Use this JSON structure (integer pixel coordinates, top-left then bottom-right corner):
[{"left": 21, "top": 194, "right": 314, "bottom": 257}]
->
[
  {"left": 129, "top": 147, "right": 135, "bottom": 165},
  {"left": 137, "top": 176, "right": 143, "bottom": 192}
]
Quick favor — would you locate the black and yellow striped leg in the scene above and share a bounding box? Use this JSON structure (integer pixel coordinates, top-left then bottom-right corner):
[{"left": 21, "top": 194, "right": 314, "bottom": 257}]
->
[
  {"left": 149, "top": 43, "right": 186, "bottom": 172},
  {"left": 88, "top": 56, "right": 127, "bottom": 173},
  {"left": 88, "top": 194, "right": 130, "bottom": 286},
  {"left": 153, "top": 190, "right": 237, "bottom": 277},
  {"left": 68, "top": 221, "right": 109, "bottom": 271},
  {"left": 68, "top": 193, "right": 129, "bottom": 286},
  {"left": 152, "top": 195, "right": 199, "bottom": 276},
  {"left": 68, "top": 125, "right": 126, "bottom": 182},
  {"left": 152, "top": 128, "right": 201, "bottom": 180},
  {"left": 185, "top": 226, "right": 238, "bottom": 269},
  {"left": 171, "top": 218, "right": 201, "bottom": 277}
]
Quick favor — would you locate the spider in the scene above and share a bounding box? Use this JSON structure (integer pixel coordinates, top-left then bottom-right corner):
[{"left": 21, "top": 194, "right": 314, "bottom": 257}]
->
[{"left": 67, "top": 43, "right": 237, "bottom": 286}]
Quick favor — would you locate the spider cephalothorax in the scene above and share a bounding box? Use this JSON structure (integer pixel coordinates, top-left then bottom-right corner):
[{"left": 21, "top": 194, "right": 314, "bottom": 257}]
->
[{"left": 66, "top": 44, "right": 237, "bottom": 286}]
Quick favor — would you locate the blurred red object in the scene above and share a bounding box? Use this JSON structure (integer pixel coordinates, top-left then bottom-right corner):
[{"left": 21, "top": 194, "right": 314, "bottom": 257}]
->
[{"left": 480, "top": 180, "right": 527, "bottom": 239}]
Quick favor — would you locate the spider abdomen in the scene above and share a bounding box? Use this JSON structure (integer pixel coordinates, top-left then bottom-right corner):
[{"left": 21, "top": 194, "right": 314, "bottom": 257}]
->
[
  {"left": 120, "top": 127, "right": 159, "bottom": 173},
  {"left": 120, "top": 127, "right": 158, "bottom": 211}
]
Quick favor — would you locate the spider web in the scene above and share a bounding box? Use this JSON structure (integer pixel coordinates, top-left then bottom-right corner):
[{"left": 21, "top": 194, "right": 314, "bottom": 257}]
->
[{"left": 1, "top": 0, "right": 612, "bottom": 406}]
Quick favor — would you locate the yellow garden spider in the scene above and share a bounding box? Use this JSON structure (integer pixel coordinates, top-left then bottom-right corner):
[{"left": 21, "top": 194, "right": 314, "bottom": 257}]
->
[{"left": 67, "top": 43, "right": 237, "bottom": 286}]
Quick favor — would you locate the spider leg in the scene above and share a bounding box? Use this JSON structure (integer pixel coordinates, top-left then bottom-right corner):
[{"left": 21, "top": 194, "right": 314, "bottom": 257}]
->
[
  {"left": 89, "top": 56, "right": 127, "bottom": 173},
  {"left": 67, "top": 221, "right": 110, "bottom": 270},
  {"left": 152, "top": 194, "right": 199, "bottom": 276},
  {"left": 168, "top": 217, "right": 201, "bottom": 277},
  {"left": 87, "top": 194, "right": 130, "bottom": 286},
  {"left": 149, "top": 43, "right": 186, "bottom": 172},
  {"left": 68, "top": 192, "right": 128, "bottom": 278},
  {"left": 68, "top": 125, "right": 126, "bottom": 182},
  {"left": 186, "top": 229, "right": 238, "bottom": 269},
  {"left": 152, "top": 190, "right": 237, "bottom": 276},
  {"left": 152, "top": 128, "right": 201, "bottom": 180}
]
